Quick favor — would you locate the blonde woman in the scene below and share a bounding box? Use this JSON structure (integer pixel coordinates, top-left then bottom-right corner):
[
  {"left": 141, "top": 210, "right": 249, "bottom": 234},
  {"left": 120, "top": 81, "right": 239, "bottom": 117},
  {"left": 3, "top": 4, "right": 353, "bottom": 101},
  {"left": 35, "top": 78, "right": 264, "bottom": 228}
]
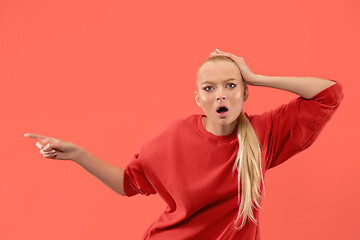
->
[{"left": 24, "top": 49, "right": 344, "bottom": 239}]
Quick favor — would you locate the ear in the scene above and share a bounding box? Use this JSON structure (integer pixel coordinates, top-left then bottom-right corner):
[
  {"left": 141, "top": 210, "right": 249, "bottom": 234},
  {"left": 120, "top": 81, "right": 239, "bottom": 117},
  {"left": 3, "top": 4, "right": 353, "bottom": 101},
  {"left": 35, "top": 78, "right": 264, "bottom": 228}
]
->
[
  {"left": 244, "top": 85, "right": 249, "bottom": 102},
  {"left": 194, "top": 91, "right": 201, "bottom": 107}
]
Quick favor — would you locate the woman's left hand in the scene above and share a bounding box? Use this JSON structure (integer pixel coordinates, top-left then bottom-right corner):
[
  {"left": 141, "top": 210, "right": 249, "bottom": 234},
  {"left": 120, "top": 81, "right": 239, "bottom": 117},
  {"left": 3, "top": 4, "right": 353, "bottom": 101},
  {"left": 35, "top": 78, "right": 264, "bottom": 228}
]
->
[{"left": 210, "top": 49, "right": 258, "bottom": 85}]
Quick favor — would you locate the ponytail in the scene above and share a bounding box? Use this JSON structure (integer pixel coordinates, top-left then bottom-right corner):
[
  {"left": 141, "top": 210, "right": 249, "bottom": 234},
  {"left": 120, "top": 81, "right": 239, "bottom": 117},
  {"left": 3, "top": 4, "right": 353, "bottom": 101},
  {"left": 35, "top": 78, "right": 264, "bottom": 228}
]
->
[{"left": 232, "top": 111, "right": 265, "bottom": 230}]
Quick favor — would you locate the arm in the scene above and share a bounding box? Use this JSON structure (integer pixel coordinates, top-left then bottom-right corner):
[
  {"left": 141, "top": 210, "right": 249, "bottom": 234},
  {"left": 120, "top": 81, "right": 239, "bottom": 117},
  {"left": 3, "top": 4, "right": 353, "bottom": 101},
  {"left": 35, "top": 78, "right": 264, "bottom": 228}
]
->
[
  {"left": 251, "top": 75, "right": 337, "bottom": 99},
  {"left": 209, "top": 49, "right": 344, "bottom": 169},
  {"left": 209, "top": 49, "right": 337, "bottom": 98},
  {"left": 24, "top": 133, "right": 126, "bottom": 196},
  {"left": 248, "top": 80, "right": 343, "bottom": 170},
  {"left": 73, "top": 147, "right": 126, "bottom": 196}
]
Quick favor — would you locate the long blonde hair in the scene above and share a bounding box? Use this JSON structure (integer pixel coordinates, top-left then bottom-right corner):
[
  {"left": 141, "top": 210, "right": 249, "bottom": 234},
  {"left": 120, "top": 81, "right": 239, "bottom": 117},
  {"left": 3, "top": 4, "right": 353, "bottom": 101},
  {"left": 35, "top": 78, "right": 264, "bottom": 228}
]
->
[{"left": 197, "top": 55, "right": 266, "bottom": 230}]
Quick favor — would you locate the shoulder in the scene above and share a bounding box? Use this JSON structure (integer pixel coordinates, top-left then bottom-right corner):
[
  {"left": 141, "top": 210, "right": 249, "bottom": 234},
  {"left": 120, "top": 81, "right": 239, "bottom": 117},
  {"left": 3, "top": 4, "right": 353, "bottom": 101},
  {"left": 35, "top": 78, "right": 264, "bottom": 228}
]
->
[
  {"left": 141, "top": 114, "right": 200, "bottom": 151},
  {"left": 167, "top": 114, "right": 199, "bottom": 131},
  {"left": 244, "top": 111, "right": 271, "bottom": 127},
  {"left": 243, "top": 111, "right": 272, "bottom": 149}
]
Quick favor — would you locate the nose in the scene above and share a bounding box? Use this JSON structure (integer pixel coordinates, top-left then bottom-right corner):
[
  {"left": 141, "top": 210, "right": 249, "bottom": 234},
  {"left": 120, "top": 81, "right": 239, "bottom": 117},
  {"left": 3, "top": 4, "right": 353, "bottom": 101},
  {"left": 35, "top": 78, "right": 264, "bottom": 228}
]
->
[
  {"left": 216, "top": 96, "right": 226, "bottom": 101},
  {"left": 216, "top": 88, "right": 226, "bottom": 101}
]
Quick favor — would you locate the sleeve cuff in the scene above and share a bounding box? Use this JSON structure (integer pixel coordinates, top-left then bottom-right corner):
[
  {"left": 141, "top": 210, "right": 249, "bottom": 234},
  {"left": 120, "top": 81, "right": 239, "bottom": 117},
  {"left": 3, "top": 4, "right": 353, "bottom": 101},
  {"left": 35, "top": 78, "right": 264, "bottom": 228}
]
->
[{"left": 308, "top": 79, "right": 344, "bottom": 106}]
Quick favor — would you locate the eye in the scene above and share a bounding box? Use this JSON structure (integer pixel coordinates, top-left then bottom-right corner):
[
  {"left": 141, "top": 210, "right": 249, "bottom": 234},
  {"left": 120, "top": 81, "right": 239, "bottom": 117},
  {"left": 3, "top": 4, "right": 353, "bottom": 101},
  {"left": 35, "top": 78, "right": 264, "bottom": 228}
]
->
[
  {"left": 226, "top": 83, "right": 236, "bottom": 88},
  {"left": 203, "top": 86, "right": 213, "bottom": 91}
]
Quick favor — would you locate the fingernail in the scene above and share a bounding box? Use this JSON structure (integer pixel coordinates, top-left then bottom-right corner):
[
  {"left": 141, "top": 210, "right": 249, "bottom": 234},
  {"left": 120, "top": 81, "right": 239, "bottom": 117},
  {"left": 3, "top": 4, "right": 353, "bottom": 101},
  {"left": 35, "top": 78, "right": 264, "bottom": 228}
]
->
[{"left": 43, "top": 144, "right": 50, "bottom": 151}]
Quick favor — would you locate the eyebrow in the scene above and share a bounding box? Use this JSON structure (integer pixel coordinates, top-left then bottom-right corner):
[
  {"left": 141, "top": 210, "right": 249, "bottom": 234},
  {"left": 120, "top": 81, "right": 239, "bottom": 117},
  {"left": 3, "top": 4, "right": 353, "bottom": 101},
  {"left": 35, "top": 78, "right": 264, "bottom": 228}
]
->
[{"left": 201, "top": 78, "right": 238, "bottom": 85}]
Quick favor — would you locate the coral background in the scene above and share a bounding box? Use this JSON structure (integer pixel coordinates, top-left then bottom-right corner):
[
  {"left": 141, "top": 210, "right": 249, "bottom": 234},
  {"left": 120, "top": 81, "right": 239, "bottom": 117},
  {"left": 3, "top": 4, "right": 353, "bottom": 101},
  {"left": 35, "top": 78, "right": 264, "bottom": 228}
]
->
[{"left": 1, "top": 0, "right": 359, "bottom": 239}]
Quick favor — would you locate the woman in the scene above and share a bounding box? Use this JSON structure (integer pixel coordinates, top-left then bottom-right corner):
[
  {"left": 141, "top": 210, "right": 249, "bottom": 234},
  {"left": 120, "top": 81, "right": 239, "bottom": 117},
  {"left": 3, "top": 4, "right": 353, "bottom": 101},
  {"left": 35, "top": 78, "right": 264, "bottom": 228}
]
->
[{"left": 24, "top": 49, "right": 344, "bottom": 239}]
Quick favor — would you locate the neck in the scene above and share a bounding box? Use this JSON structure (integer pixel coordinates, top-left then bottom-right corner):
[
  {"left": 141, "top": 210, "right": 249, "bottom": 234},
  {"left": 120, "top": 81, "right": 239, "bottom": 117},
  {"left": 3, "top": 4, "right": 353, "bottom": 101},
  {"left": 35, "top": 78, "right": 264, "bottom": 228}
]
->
[{"left": 202, "top": 117, "right": 238, "bottom": 136}]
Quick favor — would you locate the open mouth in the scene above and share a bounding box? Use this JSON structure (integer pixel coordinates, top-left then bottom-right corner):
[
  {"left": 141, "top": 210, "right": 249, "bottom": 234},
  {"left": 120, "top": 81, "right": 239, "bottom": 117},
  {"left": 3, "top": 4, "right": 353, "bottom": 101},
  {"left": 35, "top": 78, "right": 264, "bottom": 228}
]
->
[{"left": 216, "top": 106, "right": 229, "bottom": 113}]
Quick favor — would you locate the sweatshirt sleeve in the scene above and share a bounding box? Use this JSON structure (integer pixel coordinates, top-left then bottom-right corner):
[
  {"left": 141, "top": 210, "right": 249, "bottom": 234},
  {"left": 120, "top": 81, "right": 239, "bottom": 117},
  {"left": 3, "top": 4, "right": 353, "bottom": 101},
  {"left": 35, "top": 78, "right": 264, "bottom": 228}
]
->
[
  {"left": 123, "top": 152, "right": 157, "bottom": 197},
  {"left": 251, "top": 80, "right": 344, "bottom": 170}
]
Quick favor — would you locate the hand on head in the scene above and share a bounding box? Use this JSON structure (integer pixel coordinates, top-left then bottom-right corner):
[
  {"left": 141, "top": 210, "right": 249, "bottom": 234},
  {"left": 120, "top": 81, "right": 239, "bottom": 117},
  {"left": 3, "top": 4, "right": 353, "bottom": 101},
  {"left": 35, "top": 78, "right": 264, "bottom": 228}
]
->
[{"left": 209, "top": 49, "right": 257, "bottom": 85}]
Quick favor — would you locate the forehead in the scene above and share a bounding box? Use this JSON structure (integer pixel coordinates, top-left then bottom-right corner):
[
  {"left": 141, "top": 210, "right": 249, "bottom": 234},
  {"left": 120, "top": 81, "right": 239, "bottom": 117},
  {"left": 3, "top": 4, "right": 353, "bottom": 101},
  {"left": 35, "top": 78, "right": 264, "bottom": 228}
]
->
[{"left": 197, "top": 61, "right": 241, "bottom": 84}]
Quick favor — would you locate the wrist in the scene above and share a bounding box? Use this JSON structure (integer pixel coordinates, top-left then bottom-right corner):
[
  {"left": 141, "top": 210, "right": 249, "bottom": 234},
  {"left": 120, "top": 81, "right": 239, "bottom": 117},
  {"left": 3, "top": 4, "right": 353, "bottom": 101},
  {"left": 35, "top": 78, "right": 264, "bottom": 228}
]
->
[
  {"left": 71, "top": 146, "right": 86, "bottom": 163},
  {"left": 250, "top": 74, "right": 266, "bottom": 86}
]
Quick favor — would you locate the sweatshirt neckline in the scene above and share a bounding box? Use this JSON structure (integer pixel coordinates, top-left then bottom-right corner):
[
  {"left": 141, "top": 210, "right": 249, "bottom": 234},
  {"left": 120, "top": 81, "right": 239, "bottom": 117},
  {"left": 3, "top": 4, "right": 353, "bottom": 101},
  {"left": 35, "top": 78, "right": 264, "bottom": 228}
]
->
[{"left": 195, "top": 114, "right": 238, "bottom": 142}]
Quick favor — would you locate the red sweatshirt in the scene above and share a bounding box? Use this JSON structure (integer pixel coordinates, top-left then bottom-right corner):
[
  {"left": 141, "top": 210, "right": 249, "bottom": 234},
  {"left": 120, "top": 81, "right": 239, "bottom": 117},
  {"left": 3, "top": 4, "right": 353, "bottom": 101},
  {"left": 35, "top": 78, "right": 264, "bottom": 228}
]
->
[{"left": 123, "top": 80, "right": 344, "bottom": 240}]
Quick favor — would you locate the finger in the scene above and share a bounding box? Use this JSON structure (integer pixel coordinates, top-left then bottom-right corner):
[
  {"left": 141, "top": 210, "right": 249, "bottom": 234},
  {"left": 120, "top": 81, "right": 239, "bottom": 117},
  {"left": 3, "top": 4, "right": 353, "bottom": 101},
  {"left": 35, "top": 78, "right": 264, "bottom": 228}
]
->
[
  {"left": 217, "top": 51, "right": 229, "bottom": 55},
  {"left": 212, "top": 50, "right": 226, "bottom": 55},
  {"left": 36, "top": 140, "right": 49, "bottom": 150},
  {"left": 43, "top": 152, "right": 57, "bottom": 159},
  {"left": 213, "top": 52, "right": 229, "bottom": 57},
  {"left": 24, "top": 133, "right": 49, "bottom": 140},
  {"left": 42, "top": 140, "right": 62, "bottom": 152},
  {"left": 215, "top": 49, "right": 227, "bottom": 53},
  {"left": 40, "top": 148, "right": 57, "bottom": 154},
  {"left": 36, "top": 138, "right": 55, "bottom": 150},
  {"left": 36, "top": 142, "right": 43, "bottom": 149}
]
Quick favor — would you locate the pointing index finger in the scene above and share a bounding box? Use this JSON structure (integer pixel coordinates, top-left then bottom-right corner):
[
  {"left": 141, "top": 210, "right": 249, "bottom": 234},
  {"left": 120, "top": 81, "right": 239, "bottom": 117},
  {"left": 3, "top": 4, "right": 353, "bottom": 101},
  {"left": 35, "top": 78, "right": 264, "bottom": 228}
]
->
[{"left": 24, "top": 133, "right": 49, "bottom": 140}]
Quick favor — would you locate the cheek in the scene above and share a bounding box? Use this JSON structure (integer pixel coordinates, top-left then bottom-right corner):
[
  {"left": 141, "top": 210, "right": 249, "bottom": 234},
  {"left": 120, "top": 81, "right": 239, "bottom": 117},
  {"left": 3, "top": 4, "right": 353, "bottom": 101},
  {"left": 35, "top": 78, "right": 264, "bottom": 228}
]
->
[
  {"left": 199, "top": 94, "right": 213, "bottom": 110},
  {"left": 229, "top": 91, "right": 244, "bottom": 110},
  {"left": 237, "top": 89, "right": 244, "bottom": 97},
  {"left": 230, "top": 90, "right": 243, "bottom": 100},
  {"left": 199, "top": 94, "right": 211, "bottom": 103}
]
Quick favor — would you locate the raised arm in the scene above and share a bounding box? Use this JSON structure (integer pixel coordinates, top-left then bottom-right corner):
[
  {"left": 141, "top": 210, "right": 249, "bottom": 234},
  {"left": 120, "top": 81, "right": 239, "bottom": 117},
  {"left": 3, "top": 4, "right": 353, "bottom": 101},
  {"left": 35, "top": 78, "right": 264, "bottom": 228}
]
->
[
  {"left": 208, "top": 49, "right": 344, "bottom": 170},
  {"left": 209, "top": 48, "right": 337, "bottom": 98},
  {"left": 248, "top": 81, "right": 343, "bottom": 170},
  {"left": 250, "top": 74, "right": 336, "bottom": 99},
  {"left": 24, "top": 133, "right": 126, "bottom": 196}
]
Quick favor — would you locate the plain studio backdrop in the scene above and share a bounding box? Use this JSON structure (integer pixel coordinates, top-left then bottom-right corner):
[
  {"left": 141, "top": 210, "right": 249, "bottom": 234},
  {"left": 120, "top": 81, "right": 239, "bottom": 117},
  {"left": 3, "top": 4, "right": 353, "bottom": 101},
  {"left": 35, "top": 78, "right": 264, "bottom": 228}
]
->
[{"left": 1, "top": 0, "right": 359, "bottom": 239}]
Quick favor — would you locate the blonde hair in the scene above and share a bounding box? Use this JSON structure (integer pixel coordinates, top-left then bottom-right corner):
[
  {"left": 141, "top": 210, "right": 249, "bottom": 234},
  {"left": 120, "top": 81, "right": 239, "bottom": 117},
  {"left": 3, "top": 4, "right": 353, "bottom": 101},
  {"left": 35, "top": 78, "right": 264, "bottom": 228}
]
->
[{"left": 197, "top": 55, "right": 266, "bottom": 230}]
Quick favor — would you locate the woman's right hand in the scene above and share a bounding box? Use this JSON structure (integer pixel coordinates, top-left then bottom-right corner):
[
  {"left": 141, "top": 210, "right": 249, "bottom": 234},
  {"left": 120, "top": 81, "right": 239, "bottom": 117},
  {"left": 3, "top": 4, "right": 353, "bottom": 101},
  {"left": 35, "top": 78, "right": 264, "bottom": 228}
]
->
[{"left": 24, "top": 133, "right": 82, "bottom": 161}]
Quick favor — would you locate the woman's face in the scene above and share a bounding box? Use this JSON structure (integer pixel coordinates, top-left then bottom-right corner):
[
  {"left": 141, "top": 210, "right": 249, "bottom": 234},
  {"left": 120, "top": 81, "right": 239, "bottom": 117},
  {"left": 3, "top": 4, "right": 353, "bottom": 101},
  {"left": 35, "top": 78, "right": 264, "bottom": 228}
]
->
[{"left": 194, "top": 60, "right": 248, "bottom": 130}]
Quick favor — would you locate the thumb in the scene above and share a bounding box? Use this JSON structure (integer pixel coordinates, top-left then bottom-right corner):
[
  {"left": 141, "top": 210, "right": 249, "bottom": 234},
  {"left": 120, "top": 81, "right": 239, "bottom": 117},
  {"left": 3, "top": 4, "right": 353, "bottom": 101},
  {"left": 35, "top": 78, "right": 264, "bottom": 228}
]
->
[
  {"left": 43, "top": 142, "right": 60, "bottom": 151},
  {"left": 36, "top": 138, "right": 55, "bottom": 150}
]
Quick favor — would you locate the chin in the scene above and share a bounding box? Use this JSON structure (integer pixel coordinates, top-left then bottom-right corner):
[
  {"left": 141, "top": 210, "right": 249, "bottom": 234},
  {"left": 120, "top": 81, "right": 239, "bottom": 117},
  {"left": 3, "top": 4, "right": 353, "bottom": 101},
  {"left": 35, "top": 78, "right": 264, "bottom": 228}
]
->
[
  {"left": 206, "top": 111, "right": 240, "bottom": 125},
  {"left": 216, "top": 115, "right": 237, "bottom": 124}
]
